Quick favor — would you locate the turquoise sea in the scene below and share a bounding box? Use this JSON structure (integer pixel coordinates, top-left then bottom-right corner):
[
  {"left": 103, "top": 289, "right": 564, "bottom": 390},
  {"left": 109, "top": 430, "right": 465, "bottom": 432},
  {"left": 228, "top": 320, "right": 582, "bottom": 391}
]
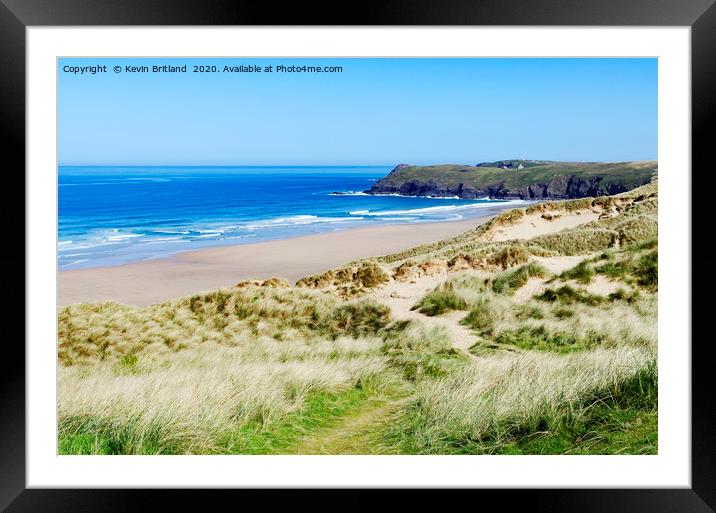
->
[{"left": 58, "top": 166, "right": 524, "bottom": 270}]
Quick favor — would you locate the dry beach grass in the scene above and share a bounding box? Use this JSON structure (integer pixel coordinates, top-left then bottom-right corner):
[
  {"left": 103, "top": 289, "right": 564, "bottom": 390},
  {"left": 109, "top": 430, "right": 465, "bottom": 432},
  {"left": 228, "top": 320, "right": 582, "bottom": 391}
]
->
[{"left": 58, "top": 181, "right": 658, "bottom": 455}]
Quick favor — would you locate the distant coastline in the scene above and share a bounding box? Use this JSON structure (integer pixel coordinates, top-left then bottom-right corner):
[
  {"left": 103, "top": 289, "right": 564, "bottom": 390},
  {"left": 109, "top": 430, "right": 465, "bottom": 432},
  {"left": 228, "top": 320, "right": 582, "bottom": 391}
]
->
[{"left": 365, "top": 160, "right": 657, "bottom": 200}]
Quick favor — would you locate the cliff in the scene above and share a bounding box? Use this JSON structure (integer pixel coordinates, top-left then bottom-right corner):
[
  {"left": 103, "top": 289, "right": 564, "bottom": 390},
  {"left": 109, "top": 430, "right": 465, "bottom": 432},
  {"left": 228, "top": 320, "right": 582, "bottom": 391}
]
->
[{"left": 365, "top": 160, "right": 657, "bottom": 200}]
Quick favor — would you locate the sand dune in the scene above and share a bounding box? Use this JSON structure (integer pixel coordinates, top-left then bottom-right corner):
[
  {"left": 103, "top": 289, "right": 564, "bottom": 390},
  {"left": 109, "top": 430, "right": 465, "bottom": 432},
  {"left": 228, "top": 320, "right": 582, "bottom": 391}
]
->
[{"left": 59, "top": 201, "right": 615, "bottom": 307}]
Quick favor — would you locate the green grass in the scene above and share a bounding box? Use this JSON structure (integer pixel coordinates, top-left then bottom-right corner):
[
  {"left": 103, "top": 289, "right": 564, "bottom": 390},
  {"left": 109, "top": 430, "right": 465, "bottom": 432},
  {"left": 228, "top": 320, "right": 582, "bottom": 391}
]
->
[
  {"left": 552, "top": 306, "right": 574, "bottom": 319},
  {"left": 368, "top": 161, "right": 656, "bottom": 197},
  {"left": 494, "top": 325, "right": 606, "bottom": 353},
  {"left": 218, "top": 386, "right": 376, "bottom": 454},
  {"left": 634, "top": 250, "right": 658, "bottom": 288},
  {"left": 381, "top": 321, "right": 467, "bottom": 381},
  {"left": 62, "top": 347, "right": 656, "bottom": 455},
  {"left": 515, "top": 304, "right": 545, "bottom": 320},
  {"left": 595, "top": 259, "right": 630, "bottom": 279},
  {"left": 536, "top": 285, "right": 604, "bottom": 306},
  {"left": 58, "top": 288, "right": 392, "bottom": 365},
  {"left": 592, "top": 247, "right": 657, "bottom": 290},
  {"left": 497, "top": 404, "right": 657, "bottom": 455},
  {"left": 59, "top": 432, "right": 116, "bottom": 455},
  {"left": 559, "top": 261, "right": 594, "bottom": 284},
  {"left": 498, "top": 364, "right": 657, "bottom": 454},
  {"left": 412, "top": 285, "right": 468, "bottom": 316},
  {"left": 625, "top": 238, "right": 658, "bottom": 252},
  {"left": 492, "top": 262, "right": 546, "bottom": 294},
  {"left": 461, "top": 299, "right": 497, "bottom": 335},
  {"left": 319, "top": 301, "right": 392, "bottom": 339},
  {"left": 608, "top": 288, "right": 641, "bottom": 303},
  {"left": 59, "top": 418, "right": 181, "bottom": 455},
  {"left": 387, "top": 351, "right": 657, "bottom": 455},
  {"left": 59, "top": 386, "right": 378, "bottom": 455},
  {"left": 403, "top": 398, "right": 658, "bottom": 455}
]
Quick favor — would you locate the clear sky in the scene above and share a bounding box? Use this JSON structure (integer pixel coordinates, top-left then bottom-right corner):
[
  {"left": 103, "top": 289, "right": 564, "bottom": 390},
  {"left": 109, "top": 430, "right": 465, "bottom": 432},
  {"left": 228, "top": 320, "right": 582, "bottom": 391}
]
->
[{"left": 58, "top": 58, "right": 657, "bottom": 166}]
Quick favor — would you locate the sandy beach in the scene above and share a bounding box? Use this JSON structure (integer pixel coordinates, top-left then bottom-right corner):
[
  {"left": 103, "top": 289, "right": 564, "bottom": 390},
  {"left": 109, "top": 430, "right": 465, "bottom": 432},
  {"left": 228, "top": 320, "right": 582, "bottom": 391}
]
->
[{"left": 59, "top": 217, "right": 495, "bottom": 306}]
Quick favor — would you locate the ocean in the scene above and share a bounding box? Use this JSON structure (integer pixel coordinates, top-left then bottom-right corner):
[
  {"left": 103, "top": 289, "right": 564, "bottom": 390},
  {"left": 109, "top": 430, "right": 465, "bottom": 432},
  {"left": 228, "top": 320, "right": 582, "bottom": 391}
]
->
[{"left": 58, "top": 166, "right": 524, "bottom": 270}]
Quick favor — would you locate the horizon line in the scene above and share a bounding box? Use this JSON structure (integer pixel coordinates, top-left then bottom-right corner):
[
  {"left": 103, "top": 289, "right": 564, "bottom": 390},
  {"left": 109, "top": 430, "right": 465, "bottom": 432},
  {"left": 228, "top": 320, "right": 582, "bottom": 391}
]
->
[
  {"left": 58, "top": 164, "right": 394, "bottom": 168},
  {"left": 58, "top": 159, "right": 658, "bottom": 168}
]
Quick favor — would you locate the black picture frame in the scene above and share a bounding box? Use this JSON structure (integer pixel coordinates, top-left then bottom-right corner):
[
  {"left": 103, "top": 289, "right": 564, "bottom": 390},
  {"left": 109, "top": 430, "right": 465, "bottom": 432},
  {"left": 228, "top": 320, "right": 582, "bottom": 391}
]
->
[{"left": 2, "top": 0, "right": 713, "bottom": 510}]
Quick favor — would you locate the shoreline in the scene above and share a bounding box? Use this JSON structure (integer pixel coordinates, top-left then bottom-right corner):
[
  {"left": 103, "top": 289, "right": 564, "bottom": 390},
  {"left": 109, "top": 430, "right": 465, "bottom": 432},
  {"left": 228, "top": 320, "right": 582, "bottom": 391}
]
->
[
  {"left": 58, "top": 214, "right": 501, "bottom": 307},
  {"left": 58, "top": 196, "right": 528, "bottom": 272}
]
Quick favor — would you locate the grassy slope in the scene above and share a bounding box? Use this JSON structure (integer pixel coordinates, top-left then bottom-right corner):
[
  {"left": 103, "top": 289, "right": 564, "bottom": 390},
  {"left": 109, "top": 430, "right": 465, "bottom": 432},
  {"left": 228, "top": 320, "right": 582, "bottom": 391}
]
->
[
  {"left": 58, "top": 182, "right": 658, "bottom": 455},
  {"left": 381, "top": 184, "right": 658, "bottom": 453},
  {"left": 369, "top": 161, "right": 657, "bottom": 192},
  {"left": 388, "top": 351, "right": 656, "bottom": 455},
  {"left": 395, "top": 240, "right": 657, "bottom": 452}
]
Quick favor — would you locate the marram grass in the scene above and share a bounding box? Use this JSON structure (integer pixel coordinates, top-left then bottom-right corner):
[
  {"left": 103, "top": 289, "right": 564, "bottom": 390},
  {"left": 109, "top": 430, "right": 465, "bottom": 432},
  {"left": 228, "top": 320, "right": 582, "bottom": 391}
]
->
[{"left": 59, "top": 182, "right": 658, "bottom": 455}]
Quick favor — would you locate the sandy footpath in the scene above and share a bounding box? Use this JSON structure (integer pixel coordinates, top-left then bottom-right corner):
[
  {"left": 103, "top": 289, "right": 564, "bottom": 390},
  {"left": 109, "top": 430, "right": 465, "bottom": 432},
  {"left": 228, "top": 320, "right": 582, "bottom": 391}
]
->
[{"left": 58, "top": 217, "right": 495, "bottom": 307}]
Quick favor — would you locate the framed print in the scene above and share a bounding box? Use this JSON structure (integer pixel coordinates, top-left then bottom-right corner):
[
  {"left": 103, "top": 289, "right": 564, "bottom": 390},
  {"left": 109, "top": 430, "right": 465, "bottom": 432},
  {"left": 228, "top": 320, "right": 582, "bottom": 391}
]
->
[{"left": 2, "top": 0, "right": 715, "bottom": 510}]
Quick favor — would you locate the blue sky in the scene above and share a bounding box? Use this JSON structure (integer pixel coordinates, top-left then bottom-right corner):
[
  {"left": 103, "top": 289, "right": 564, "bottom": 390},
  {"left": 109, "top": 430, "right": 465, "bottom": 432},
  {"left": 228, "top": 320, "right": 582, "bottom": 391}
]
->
[{"left": 58, "top": 58, "right": 657, "bottom": 166}]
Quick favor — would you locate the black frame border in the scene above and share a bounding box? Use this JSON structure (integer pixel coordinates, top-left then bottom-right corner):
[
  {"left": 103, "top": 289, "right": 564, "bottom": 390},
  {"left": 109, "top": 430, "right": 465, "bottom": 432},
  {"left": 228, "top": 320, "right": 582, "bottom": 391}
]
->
[{"left": 2, "top": 1, "right": 714, "bottom": 511}]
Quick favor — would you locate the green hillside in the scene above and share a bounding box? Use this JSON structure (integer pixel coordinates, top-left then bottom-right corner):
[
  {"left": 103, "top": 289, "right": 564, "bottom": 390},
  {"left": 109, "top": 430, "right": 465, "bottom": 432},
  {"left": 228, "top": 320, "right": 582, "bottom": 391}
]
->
[{"left": 366, "top": 160, "right": 657, "bottom": 199}]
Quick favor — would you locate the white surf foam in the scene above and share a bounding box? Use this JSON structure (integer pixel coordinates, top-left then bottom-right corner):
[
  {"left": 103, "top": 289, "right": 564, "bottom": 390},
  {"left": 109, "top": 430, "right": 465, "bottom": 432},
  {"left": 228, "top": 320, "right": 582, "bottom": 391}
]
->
[{"left": 349, "top": 199, "right": 525, "bottom": 217}]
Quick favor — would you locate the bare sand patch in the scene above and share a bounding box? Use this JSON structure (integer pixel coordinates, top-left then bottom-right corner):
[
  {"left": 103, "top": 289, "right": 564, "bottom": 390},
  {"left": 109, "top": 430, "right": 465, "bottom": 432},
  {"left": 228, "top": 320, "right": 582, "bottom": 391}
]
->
[
  {"left": 371, "top": 271, "right": 480, "bottom": 357},
  {"left": 490, "top": 211, "right": 600, "bottom": 242},
  {"left": 585, "top": 275, "right": 625, "bottom": 296},
  {"left": 532, "top": 255, "right": 594, "bottom": 275},
  {"left": 512, "top": 276, "right": 549, "bottom": 303}
]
